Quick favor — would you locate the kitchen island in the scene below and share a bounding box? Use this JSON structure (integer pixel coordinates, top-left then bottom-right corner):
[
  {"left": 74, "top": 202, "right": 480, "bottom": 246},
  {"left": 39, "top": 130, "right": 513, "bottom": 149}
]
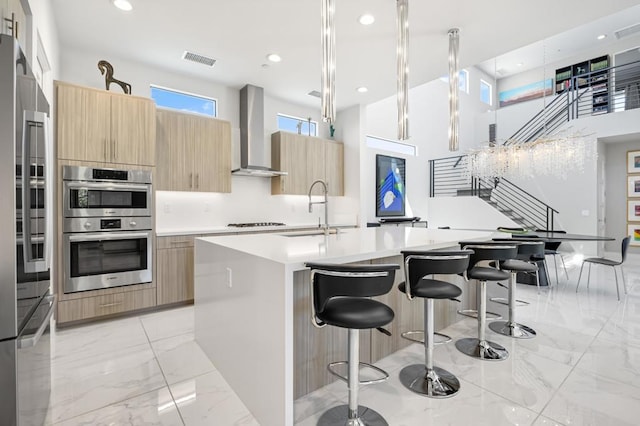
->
[{"left": 194, "top": 227, "right": 493, "bottom": 425}]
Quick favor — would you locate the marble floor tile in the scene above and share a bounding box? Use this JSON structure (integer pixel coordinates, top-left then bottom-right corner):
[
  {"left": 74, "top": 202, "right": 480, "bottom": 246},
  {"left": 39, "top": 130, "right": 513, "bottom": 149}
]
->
[
  {"left": 297, "top": 375, "right": 537, "bottom": 426},
  {"left": 531, "top": 415, "right": 566, "bottom": 426},
  {"left": 435, "top": 342, "right": 573, "bottom": 413},
  {"left": 51, "top": 316, "right": 150, "bottom": 363},
  {"left": 151, "top": 333, "right": 216, "bottom": 385},
  {"left": 575, "top": 335, "right": 640, "bottom": 389},
  {"left": 48, "top": 344, "right": 166, "bottom": 424},
  {"left": 141, "top": 305, "right": 195, "bottom": 342},
  {"left": 52, "top": 387, "right": 184, "bottom": 426},
  {"left": 169, "top": 371, "right": 258, "bottom": 426},
  {"left": 542, "top": 368, "right": 640, "bottom": 426}
]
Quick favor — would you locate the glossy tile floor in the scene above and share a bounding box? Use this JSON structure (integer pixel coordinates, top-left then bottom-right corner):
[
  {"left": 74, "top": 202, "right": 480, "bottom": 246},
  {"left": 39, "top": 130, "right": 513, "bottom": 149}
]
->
[{"left": 46, "top": 254, "right": 640, "bottom": 425}]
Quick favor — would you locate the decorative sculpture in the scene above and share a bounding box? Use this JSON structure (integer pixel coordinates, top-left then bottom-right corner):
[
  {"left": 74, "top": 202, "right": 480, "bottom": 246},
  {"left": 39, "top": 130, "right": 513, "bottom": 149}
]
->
[{"left": 97, "top": 60, "right": 131, "bottom": 94}]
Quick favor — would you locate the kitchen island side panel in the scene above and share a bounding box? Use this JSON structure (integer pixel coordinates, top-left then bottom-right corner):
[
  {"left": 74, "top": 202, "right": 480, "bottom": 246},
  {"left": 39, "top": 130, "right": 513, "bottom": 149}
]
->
[{"left": 194, "top": 239, "right": 293, "bottom": 426}]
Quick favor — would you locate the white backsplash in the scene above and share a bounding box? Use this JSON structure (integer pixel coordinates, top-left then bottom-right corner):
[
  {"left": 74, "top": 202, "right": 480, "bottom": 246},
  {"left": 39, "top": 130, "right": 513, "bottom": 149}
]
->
[{"left": 155, "top": 177, "right": 358, "bottom": 231}]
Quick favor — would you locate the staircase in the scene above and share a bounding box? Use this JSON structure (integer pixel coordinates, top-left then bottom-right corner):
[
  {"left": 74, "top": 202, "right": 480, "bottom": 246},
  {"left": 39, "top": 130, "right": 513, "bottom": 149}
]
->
[{"left": 429, "top": 156, "right": 558, "bottom": 231}]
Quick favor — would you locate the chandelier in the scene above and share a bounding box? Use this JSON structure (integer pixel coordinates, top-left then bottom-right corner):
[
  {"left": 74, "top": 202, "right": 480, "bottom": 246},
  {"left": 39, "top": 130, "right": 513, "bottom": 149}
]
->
[
  {"left": 465, "top": 130, "right": 597, "bottom": 180},
  {"left": 396, "top": 0, "right": 409, "bottom": 140},
  {"left": 448, "top": 28, "right": 460, "bottom": 151},
  {"left": 321, "top": 0, "right": 336, "bottom": 124}
]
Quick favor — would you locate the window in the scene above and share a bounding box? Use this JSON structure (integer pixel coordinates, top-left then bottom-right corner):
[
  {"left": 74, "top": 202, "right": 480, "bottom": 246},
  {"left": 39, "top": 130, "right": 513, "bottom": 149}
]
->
[
  {"left": 366, "top": 135, "right": 417, "bottom": 156},
  {"left": 439, "top": 70, "right": 469, "bottom": 93},
  {"left": 480, "top": 79, "right": 492, "bottom": 105},
  {"left": 150, "top": 85, "right": 217, "bottom": 117},
  {"left": 277, "top": 113, "right": 317, "bottom": 136}
]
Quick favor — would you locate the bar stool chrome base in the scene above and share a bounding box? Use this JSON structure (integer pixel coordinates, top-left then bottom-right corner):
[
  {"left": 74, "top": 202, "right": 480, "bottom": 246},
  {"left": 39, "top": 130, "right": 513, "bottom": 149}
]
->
[
  {"left": 489, "top": 321, "right": 536, "bottom": 339},
  {"left": 455, "top": 338, "right": 509, "bottom": 361},
  {"left": 317, "top": 405, "right": 388, "bottom": 426},
  {"left": 401, "top": 330, "right": 452, "bottom": 345},
  {"left": 399, "top": 364, "right": 460, "bottom": 398}
]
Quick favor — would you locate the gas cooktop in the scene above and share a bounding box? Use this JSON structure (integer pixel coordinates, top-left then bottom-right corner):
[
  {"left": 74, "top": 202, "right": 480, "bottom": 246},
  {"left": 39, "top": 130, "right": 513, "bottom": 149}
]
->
[{"left": 227, "top": 222, "right": 286, "bottom": 228}]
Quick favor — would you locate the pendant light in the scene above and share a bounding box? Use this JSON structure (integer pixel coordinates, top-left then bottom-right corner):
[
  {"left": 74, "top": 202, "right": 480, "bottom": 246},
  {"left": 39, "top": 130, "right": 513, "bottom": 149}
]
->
[
  {"left": 396, "top": 0, "right": 409, "bottom": 140},
  {"left": 448, "top": 28, "right": 460, "bottom": 151},
  {"left": 321, "top": 0, "right": 336, "bottom": 124}
]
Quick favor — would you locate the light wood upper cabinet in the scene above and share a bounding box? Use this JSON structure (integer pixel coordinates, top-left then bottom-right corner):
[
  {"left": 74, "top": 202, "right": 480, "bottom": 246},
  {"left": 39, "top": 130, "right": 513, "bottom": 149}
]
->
[
  {"left": 271, "top": 131, "right": 344, "bottom": 196},
  {"left": 55, "top": 81, "right": 156, "bottom": 166},
  {"left": 156, "top": 109, "right": 231, "bottom": 193}
]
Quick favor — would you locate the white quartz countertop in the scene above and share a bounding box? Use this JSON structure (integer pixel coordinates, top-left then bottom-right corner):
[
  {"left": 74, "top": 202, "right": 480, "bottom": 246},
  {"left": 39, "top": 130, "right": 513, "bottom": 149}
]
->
[
  {"left": 156, "top": 223, "right": 355, "bottom": 237},
  {"left": 196, "top": 227, "right": 494, "bottom": 270}
]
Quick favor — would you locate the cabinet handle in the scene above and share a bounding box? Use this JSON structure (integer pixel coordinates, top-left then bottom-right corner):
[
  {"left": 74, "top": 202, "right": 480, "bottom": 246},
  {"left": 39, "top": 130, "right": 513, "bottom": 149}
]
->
[
  {"left": 98, "top": 301, "right": 123, "bottom": 309},
  {"left": 112, "top": 139, "right": 117, "bottom": 162},
  {"left": 104, "top": 139, "right": 107, "bottom": 159},
  {"left": 196, "top": 173, "right": 199, "bottom": 189},
  {"left": 189, "top": 173, "right": 193, "bottom": 189}
]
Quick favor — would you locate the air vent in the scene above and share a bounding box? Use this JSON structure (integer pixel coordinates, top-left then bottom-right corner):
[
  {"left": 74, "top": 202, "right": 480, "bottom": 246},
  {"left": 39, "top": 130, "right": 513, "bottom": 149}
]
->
[
  {"left": 308, "top": 90, "right": 321, "bottom": 98},
  {"left": 182, "top": 51, "right": 216, "bottom": 67},
  {"left": 615, "top": 23, "right": 640, "bottom": 40}
]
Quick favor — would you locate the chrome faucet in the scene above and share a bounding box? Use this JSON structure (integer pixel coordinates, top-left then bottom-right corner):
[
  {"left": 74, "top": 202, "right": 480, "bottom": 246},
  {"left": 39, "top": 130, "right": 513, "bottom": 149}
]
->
[{"left": 308, "top": 179, "right": 329, "bottom": 235}]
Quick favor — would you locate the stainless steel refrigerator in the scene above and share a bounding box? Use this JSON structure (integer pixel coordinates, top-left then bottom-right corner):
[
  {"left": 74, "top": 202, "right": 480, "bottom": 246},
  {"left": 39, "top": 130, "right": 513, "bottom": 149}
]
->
[{"left": 0, "top": 34, "right": 54, "bottom": 426}]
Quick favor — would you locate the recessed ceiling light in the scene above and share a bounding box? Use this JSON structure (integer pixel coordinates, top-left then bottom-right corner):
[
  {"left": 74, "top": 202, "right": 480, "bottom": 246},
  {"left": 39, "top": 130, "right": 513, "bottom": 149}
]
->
[
  {"left": 597, "top": 34, "right": 607, "bottom": 40},
  {"left": 356, "top": 86, "right": 368, "bottom": 93},
  {"left": 266, "top": 53, "right": 282, "bottom": 63},
  {"left": 112, "top": 0, "right": 133, "bottom": 11},
  {"left": 516, "top": 62, "right": 523, "bottom": 67},
  {"left": 358, "top": 14, "right": 375, "bottom": 25}
]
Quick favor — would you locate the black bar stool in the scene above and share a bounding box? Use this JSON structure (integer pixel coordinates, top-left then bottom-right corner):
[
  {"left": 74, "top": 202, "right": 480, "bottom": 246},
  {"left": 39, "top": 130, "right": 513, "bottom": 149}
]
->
[
  {"left": 398, "top": 249, "right": 472, "bottom": 398},
  {"left": 456, "top": 242, "right": 518, "bottom": 361},
  {"left": 489, "top": 239, "right": 544, "bottom": 339},
  {"left": 306, "top": 262, "right": 399, "bottom": 426}
]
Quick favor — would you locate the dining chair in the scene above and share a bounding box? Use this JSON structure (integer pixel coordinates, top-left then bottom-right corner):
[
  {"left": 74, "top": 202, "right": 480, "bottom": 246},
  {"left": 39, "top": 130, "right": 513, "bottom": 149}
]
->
[{"left": 576, "top": 236, "right": 630, "bottom": 301}]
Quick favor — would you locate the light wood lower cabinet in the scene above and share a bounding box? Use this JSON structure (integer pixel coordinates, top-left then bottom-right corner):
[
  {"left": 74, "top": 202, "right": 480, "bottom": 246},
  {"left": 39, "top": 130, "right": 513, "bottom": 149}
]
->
[
  {"left": 156, "top": 246, "right": 195, "bottom": 305},
  {"left": 156, "top": 235, "right": 196, "bottom": 305},
  {"left": 57, "top": 288, "right": 156, "bottom": 324}
]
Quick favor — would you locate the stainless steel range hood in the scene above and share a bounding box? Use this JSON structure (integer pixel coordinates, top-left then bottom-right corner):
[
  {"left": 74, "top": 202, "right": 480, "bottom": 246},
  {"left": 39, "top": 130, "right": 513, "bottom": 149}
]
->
[{"left": 232, "top": 84, "right": 287, "bottom": 177}]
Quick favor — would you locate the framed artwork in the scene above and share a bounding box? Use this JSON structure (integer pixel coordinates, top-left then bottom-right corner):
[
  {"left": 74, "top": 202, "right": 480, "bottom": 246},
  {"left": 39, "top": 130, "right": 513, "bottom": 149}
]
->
[
  {"left": 375, "top": 154, "right": 406, "bottom": 217},
  {"left": 628, "top": 224, "right": 640, "bottom": 247},
  {"left": 629, "top": 201, "right": 640, "bottom": 221},
  {"left": 628, "top": 175, "right": 640, "bottom": 197},
  {"left": 628, "top": 150, "right": 640, "bottom": 174},
  {"left": 499, "top": 79, "right": 553, "bottom": 107}
]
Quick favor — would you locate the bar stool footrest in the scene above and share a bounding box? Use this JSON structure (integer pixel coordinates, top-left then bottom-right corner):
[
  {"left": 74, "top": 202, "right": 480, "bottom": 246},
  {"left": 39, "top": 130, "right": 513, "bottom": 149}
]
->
[
  {"left": 327, "top": 361, "right": 389, "bottom": 385},
  {"left": 400, "top": 330, "right": 452, "bottom": 345},
  {"left": 489, "top": 297, "right": 530, "bottom": 307},
  {"left": 457, "top": 309, "right": 502, "bottom": 320}
]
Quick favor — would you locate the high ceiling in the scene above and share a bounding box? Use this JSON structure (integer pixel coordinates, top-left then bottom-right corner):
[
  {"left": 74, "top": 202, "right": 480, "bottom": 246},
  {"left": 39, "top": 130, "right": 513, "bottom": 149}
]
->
[{"left": 51, "top": 0, "right": 640, "bottom": 111}]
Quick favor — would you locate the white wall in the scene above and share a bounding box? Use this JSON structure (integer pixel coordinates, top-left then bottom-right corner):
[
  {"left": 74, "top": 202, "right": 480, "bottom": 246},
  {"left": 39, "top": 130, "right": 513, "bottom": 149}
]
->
[
  {"left": 427, "top": 197, "right": 519, "bottom": 230},
  {"left": 604, "top": 139, "right": 640, "bottom": 253},
  {"left": 364, "top": 65, "right": 495, "bottom": 224}
]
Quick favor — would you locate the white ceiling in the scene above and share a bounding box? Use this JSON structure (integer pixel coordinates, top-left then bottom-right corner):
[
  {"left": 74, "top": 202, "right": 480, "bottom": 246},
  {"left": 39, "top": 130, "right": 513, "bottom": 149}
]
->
[{"left": 51, "top": 0, "right": 640, "bottom": 112}]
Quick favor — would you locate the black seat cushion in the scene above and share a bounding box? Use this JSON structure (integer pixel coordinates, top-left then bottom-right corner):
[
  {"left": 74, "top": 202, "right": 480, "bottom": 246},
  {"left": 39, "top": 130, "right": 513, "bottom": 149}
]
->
[
  {"left": 398, "top": 279, "right": 462, "bottom": 299},
  {"left": 584, "top": 257, "right": 620, "bottom": 266},
  {"left": 319, "top": 297, "right": 394, "bottom": 329},
  {"left": 530, "top": 254, "right": 546, "bottom": 261},
  {"left": 467, "top": 266, "right": 510, "bottom": 281},
  {"left": 500, "top": 259, "right": 538, "bottom": 273}
]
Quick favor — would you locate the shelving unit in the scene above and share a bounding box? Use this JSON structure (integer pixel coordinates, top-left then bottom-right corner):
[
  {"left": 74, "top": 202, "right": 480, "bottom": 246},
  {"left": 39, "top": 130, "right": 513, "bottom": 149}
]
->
[
  {"left": 590, "top": 55, "right": 610, "bottom": 114},
  {"left": 555, "top": 55, "right": 610, "bottom": 114}
]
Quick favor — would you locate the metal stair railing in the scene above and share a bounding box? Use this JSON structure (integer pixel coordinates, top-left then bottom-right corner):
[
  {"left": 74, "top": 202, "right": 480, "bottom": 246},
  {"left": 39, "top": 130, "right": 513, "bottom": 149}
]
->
[{"left": 429, "top": 158, "right": 558, "bottom": 230}]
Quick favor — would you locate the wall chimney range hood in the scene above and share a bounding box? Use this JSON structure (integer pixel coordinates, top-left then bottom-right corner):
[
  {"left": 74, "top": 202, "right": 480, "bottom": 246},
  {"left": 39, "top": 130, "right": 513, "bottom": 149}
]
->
[{"left": 232, "top": 84, "right": 287, "bottom": 177}]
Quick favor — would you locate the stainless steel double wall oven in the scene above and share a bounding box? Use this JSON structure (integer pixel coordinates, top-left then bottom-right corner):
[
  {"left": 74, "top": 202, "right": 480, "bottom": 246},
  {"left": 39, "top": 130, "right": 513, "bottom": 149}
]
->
[
  {"left": 62, "top": 166, "right": 153, "bottom": 294},
  {"left": 0, "top": 34, "right": 54, "bottom": 426}
]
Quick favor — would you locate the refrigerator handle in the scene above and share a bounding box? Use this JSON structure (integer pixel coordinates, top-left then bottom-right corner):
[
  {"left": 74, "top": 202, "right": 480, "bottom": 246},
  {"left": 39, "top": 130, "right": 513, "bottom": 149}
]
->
[
  {"left": 21, "top": 110, "right": 49, "bottom": 273},
  {"left": 17, "top": 295, "right": 55, "bottom": 349}
]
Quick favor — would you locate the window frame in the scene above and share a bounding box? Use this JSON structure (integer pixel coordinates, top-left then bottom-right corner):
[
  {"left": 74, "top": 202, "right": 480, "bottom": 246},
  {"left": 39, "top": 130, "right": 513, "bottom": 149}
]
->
[
  {"left": 480, "top": 79, "right": 493, "bottom": 106},
  {"left": 277, "top": 113, "right": 318, "bottom": 137},
  {"left": 150, "top": 84, "right": 218, "bottom": 117}
]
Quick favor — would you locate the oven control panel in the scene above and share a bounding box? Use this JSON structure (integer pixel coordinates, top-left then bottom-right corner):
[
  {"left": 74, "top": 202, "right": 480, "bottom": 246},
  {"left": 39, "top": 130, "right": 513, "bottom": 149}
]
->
[{"left": 63, "top": 216, "right": 152, "bottom": 233}]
